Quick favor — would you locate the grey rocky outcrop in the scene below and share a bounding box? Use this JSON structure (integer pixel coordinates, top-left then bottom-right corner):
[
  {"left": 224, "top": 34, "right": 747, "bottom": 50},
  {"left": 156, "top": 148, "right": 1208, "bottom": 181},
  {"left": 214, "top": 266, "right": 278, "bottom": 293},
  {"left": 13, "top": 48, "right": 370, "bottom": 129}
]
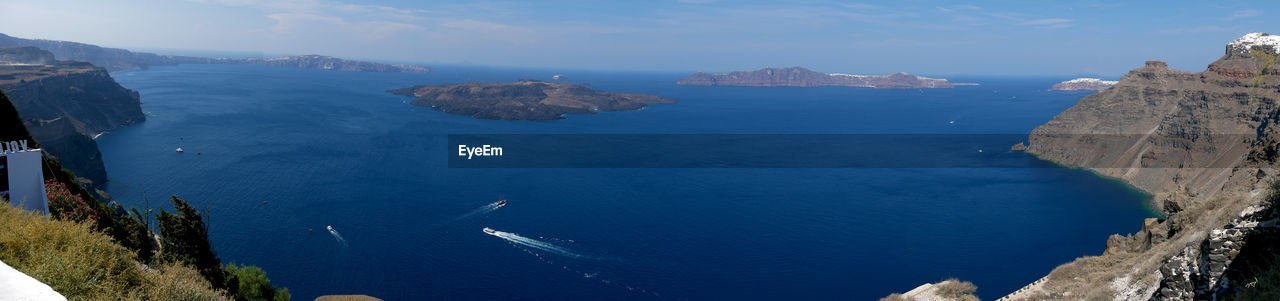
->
[{"left": 1151, "top": 204, "right": 1277, "bottom": 300}]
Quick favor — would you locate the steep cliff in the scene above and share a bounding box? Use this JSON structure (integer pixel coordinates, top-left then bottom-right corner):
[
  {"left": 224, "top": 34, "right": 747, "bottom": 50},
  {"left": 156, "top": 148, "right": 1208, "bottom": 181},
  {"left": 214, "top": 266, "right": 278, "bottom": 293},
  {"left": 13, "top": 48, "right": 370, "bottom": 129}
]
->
[
  {"left": 1006, "top": 33, "right": 1280, "bottom": 300},
  {"left": 0, "top": 47, "right": 144, "bottom": 187},
  {"left": 676, "top": 67, "right": 955, "bottom": 89}
]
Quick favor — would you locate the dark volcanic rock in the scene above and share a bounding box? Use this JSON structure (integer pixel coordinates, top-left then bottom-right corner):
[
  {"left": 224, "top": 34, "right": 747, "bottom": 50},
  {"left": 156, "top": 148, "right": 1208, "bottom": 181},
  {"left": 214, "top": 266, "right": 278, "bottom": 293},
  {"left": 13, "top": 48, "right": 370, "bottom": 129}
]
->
[
  {"left": 389, "top": 81, "right": 675, "bottom": 120},
  {"left": 676, "top": 67, "right": 954, "bottom": 89}
]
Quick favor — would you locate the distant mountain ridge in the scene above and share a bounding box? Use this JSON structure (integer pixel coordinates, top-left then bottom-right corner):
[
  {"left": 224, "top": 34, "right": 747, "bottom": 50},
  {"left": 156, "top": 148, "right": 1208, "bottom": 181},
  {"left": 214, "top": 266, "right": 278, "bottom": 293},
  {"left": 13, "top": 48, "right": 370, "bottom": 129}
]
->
[
  {"left": 0, "top": 33, "right": 430, "bottom": 73},
  {"left": 676, "top": 67, "right": 955, "bottom": 89}
]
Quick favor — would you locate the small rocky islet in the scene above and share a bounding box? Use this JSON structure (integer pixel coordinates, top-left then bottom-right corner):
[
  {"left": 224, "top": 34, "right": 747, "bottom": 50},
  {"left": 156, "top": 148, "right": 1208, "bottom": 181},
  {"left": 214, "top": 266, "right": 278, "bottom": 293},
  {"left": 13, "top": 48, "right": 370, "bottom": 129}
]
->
[{"left": 388, "top": 80, "right": 675, "bottom": 121}]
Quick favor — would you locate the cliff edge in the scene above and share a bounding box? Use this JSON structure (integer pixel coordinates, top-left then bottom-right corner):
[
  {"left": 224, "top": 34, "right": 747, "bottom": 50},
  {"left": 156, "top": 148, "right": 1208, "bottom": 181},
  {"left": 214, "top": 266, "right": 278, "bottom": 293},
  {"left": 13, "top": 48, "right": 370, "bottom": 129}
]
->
[
  {"left": 0, "top": 47, "right": 143, "bottom": 188},
  {"left": 1008, "top": 33, "right": 1280, "bottom": 300}
]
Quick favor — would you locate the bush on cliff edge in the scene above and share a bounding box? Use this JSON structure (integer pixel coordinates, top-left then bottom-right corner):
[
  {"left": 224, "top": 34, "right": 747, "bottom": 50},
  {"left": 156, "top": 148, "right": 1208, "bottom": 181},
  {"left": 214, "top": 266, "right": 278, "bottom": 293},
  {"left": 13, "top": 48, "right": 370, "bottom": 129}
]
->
[{"left": 0, "top": 201, "right": 229, "bottom": 300}]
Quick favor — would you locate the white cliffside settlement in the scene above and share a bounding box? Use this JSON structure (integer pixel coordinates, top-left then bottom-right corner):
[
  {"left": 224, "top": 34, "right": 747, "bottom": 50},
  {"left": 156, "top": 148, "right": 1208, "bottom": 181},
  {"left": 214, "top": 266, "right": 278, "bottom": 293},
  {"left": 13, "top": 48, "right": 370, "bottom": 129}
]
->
[{"left": 1229, "top": 32, "right": 1280, "bottom": 53}]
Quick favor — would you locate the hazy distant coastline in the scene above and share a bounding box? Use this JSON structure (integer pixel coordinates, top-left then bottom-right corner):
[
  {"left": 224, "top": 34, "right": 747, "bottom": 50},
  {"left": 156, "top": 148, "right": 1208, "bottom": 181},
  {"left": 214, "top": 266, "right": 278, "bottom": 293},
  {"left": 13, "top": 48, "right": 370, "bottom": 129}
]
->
[{"left": 0, "top": 33, "right": 429, "bottom": 73}]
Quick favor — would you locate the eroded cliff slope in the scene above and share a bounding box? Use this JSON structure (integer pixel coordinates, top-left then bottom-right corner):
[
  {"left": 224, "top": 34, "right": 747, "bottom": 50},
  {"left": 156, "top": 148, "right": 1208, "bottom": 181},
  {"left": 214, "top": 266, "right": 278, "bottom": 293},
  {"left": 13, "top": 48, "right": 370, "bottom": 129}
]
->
[
  {"left": 1007, "top": 33, "right": 1280, "bottom": 300},
  {"left": 0, "top": 47, "right": 143, "bottom": 187}
]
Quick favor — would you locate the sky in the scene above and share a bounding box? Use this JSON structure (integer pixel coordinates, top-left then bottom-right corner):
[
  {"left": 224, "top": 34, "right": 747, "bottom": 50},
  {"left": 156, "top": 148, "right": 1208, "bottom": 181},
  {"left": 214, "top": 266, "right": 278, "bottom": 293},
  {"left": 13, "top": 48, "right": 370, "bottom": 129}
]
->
[{"left": 0, "top": 0, "right": 1275, "bottom": 76}]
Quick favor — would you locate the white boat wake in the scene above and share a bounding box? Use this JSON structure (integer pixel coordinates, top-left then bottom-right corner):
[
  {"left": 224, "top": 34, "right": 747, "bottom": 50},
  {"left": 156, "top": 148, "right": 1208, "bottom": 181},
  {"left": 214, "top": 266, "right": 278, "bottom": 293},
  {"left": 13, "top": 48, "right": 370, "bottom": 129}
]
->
[
  {"left": 448, "top": 200, "right": 506, "bottom": 223},
  {"left": 484, "top": 227, "right": 589, "bottom": 260},
  {"left": 327, "top": 225, "right": 348, "bottom": 247},
  {"left": 482, "top": 227, "right": 658, "bottom": 297}
]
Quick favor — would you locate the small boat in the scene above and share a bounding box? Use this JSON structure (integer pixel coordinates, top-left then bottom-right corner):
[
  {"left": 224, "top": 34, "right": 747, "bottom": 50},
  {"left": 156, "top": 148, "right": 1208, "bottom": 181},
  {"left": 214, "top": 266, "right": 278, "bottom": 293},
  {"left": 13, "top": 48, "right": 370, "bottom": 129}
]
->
[
  {"left": 483, "top": 227, "right": 496, "bottom": 235},
  {"left": 176, "top": 147, "right": 184, "bottom": 153},
  {"left": 496, "top": 199, "right": 507, "bottom": 207},
  {"left": 326, "top": 225, "right": 334, "bottom": 232},
  {"left": 552, "top": 74, "right": 563, "bottom": 80}
]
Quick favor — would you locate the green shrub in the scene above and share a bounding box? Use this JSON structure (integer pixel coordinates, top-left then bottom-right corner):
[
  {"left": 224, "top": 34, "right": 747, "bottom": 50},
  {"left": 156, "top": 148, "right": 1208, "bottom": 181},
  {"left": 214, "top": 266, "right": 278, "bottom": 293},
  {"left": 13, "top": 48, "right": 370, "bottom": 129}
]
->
[
  {"left": 157, "top": 195, "right": 228, "bottom": 290},
  {"left": 225, "top": 263, "right": 291, "bottom": 301}
]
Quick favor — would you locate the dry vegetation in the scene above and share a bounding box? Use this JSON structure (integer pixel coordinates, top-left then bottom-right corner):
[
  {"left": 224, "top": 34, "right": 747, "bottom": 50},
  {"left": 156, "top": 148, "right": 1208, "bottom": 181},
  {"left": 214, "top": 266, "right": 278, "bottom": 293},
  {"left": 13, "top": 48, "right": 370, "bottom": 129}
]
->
[
  {"left": 934, "top": 279, "right": 980, "bottom": 301},
  {"left": 0, "top": 203, "right": 229, "bottom": 300},
  {"left": 879, "top": 278, "right": 979, "bottom": 301}
]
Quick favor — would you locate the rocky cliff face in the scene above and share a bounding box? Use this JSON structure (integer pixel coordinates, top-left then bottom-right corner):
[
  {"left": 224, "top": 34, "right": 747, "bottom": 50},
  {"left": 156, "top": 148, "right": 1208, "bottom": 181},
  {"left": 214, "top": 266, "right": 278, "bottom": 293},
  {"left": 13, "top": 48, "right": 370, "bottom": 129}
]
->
[
  {"left": 676, "top": 67, "right": 954, "bottom": 89},
  {"left": 1008, "top": 33, "right": 1280, "bottom": 300},
  {"left": 1150, "top": 202, "right": 1278, "bottom": 300},
  {"left": 0, "top": 47, "right": 144, "bottom": 187}
]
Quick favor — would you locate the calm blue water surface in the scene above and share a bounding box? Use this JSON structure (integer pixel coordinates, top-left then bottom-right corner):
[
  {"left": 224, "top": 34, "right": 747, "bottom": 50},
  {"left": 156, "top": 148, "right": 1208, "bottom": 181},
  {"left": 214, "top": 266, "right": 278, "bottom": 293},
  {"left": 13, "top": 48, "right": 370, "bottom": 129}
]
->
[{"left": 100, "top": 64, "right": 1152, "bottom": 300}]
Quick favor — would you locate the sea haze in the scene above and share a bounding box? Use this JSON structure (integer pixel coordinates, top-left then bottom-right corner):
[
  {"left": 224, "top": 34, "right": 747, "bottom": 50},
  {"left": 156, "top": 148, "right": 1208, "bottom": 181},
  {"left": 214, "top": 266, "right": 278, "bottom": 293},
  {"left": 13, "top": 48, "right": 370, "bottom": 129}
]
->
[{"left": 99, "top": 64, "right": 1153, "bottom": 300}]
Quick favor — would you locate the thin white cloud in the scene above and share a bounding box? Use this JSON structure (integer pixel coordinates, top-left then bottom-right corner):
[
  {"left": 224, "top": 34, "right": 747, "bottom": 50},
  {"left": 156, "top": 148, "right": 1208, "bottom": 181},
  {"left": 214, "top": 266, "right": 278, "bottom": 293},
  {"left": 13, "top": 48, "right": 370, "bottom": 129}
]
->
[
  {"left": 1224, "top": 9, "right": 1262, "bottom": 21},
  {"left": 1018, "top": 18, "right": 1073, "bottom": 29},
  {"left": 1191, "top": 25, "right": 1235, "bottom": 33}
]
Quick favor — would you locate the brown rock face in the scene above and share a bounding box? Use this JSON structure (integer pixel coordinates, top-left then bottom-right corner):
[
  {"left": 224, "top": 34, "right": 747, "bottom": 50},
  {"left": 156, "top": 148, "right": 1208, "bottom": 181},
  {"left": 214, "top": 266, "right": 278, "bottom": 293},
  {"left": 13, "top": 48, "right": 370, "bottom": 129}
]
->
[
  {"left": 1015, "top": 35, "right": 1280, "bottom": 300},
  {"left": 675, "top": 67, "right": 954, "bottom": 89},
  {"left": 1026, "top": 52, "right": 1278, "bottom": 198}
]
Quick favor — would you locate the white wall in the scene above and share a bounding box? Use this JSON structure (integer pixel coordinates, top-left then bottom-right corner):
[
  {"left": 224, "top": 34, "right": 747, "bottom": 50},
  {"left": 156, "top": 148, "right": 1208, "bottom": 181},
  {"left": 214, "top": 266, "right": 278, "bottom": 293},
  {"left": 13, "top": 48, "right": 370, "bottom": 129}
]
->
[{"left": 3, "top": 149, "right": 47, "bottom": 214}]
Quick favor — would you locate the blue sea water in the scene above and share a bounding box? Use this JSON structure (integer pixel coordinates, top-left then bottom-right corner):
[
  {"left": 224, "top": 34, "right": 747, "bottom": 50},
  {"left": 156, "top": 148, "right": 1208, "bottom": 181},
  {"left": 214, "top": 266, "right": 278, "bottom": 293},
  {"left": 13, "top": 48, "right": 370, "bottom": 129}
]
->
[{"left": 100, "top": 64, "right": 1153, "bottom": 300}]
